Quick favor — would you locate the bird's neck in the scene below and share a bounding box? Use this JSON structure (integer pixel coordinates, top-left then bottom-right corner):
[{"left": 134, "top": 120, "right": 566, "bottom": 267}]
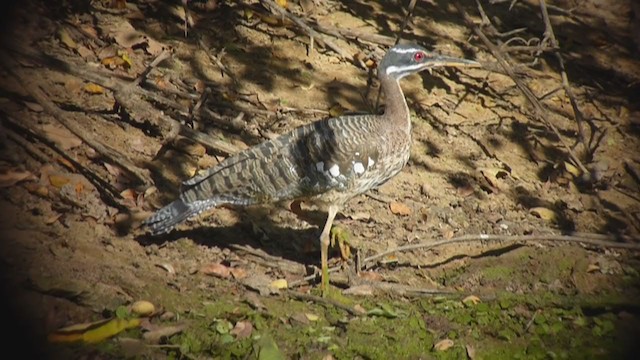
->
[{"left": 380, "top": 75, "right": 411, "bottom": 133}]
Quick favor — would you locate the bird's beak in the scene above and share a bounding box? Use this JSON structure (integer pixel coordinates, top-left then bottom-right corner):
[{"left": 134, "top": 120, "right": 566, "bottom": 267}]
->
[{"left": 429, "top": 55, "right": 480, "bottom": 69}]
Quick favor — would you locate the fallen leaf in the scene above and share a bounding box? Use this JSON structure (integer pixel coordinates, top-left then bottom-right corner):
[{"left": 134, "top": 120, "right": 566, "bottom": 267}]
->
[
  {"left": 201, "top": 263, "right": 231, "bottom": 278},
  {"left": 389, "top": 201, "right": 411, "bottom": 216},
  {"left": 48, "top": 318, "right": 141, "bottom": 344},
  {"left": 230, "top": 320, "right": 253, "bottom": 339},
  {"left": 564, "top": 161, "right": 582, "bottom": 177},
  {"left": 142, "top": 323, "right": 187, "bottom": 344},
  {"left": 275, "top": 0, "right": 287, "bottom": 8},
  {"left": 45, "top": 213, "right": 62, "bottom": 225},
  {"left": 84, "top": 83, "right": 105, "bottom": 94},
  {"left": 42, "top": 124, "right": 82, "bottom": 150},
  {"left": 0, "top": 168, "right": 34, "bottom": 187},
  {"left": 24, "top": 101, "right": 44, "bottom": 112},
  {"left": 49, "top": 174, "right": 71, "bottom": 188},
  {"left": 529, "top": 207, "right": 557, "bottom": 221},
  {"left": 433, "top": 339, "right": 454, "bottom": 351},
  {"left": 479, "top": 167, "right": 509, "bottom": 188},
  {"left": 229, "top": 267, "right": 248, "bottom": 279},
  {"left": 466, "top": 344, "right": 477, "bottom": 359},
  {"left": 462, "top": 295, "right": 481, "bottom": 306},
  {"left": 131, "top": 300, "right": 155, "bottom": 317},
  {"left": 270, "top": 279, "right": 288, "bottom": 290}
]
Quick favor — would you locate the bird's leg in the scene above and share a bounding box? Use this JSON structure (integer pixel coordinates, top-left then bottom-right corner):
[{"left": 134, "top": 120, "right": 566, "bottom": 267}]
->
[
  {"left": 330, "top": 226, "right": 351, "bottom": 260},
  {"left": 319, "top": 205, "right": 339, "bottom": 294}
]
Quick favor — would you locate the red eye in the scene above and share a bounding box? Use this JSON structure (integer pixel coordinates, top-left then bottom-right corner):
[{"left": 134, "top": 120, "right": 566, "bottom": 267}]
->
[{"left": 414, "top": 52, "right": 425, "bottom": 61}]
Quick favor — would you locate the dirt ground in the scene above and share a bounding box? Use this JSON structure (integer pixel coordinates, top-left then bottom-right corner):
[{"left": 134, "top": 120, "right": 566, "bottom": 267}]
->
[{"left": 1, "top": 0, "right": 640, "bottom": 358}]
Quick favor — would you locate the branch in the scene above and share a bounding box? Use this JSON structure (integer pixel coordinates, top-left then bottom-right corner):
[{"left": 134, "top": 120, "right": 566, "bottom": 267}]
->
[{"left": 362, "top": 232, "right": 640, "bottom": 267}]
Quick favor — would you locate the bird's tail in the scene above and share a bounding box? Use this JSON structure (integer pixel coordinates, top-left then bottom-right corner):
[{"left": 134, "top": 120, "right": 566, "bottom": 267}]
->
[{"left": 143, "top": 198, "right": 207, "bottom": 235}]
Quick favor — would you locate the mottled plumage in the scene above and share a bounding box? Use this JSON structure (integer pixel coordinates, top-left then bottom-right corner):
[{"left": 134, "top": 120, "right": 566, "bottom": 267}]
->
[{"left": 144, "top": 44, "right": 479, "bottom": 291}]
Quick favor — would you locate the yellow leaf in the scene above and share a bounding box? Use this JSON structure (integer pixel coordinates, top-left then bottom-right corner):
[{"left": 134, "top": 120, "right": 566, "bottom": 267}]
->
[
  {"left": 131, "top": 300, "right": 155, "bottom": 317},
  {"left": 275, "top": 0, "right": 287, "bottom": 7},
  {"left": 462, "top": 295, "right": 481, "bottom": 306},
  {"left": 529, "top": 207, "right": 557, "bottom": 221},
  {"left": 564, "top": 161, "right": 582, "bottom": 177},
  {"left": 48, "top": 318, "right": 141, "bottom": 344},
  {"left": 83, "top": 83, "right": 105, "bottom": 94},
  {"left": 49, "top": 174, "right": 71, "bottom": 188},
  {"left": 270, "top": 279, "right": 288, "bottom": 289}
]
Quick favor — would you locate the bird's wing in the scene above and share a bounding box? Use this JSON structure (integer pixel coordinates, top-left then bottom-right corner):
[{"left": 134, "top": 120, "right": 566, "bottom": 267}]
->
[{"left": 177, "top": 115, "right": 383, "bottom": 206}]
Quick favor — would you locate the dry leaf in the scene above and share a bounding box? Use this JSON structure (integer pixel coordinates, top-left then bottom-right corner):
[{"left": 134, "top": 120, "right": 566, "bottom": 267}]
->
[
  {"left": 229, "top": 267, "right": 247, "bottom": 279},
  {"left": 389, "top": 201, "right": 411, "bottom": 216},
  {"left": 304, "top": 313, "right": 319, "bottom": 321},
  {"left": 131, "top": 300, "right": 155, "bottom": 317},
  {"left": 45, "top": 213, "right": 62, "bottom": 225},
  {"left": 24, "top": 101, "right": 44, "bottom": 112},
  {"left": 342, "top": 284, "right": 374, "bottom": 296},
  {"left": 462, "top": 295, "right": 481, "bottom": 306},
  {"left": 49, "top": 174, "right": 71, "bottom": 188},
  {"left": 564, "top": 161, "right": 582, "bottom": 177},
  {"left": 142, "top": 323, "right": 187, "bottom": 344},
  {"left": 529, "top": 207, "right": 557, "bottom": 221},
  {"left": 270, "top": 279, "right": 288, "bottom": 289},
  {"left": 433, "top": 339, "right": 454, "bottom": 351},
  {"left": 84, "top": 83, "right": 105, "bottom": 94},
  {"left": 479, "top": 167, "right": 509, "bottom": 188},
  {"left": 275, "top": 0, "right": 288, "bottom": 7},
  {"left": 42, "top": 124, "right": 83, "bottom": 150},
  {"left": 200, "top": 263, "right": 230, "bottom": 278},
  {"left": 230, "top": 320, "right": 253, "bottom": 339},
  {"left": 0, "top": 168, "right": 34, "bottom": 187}
]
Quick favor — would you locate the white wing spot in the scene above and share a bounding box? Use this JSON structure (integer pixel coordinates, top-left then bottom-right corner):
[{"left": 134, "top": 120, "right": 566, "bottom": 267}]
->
[
  {"left": 353, "top": 162, "right": 365, "bottom": 175},
  {"left": 368, "top": 157, "right": 375, "bottom": 167},
  {"left": 328, "top": 164, "right": 340, "bottom": 177},
  {"left": 355, "top": 152, "right": 360, "bottom": 156},
  {"left": 315, "top": 161, "right": 324, "bottom": 172}
]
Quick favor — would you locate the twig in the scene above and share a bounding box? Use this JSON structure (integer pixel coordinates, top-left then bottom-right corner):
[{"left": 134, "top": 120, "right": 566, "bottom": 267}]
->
[
  {"left": 457, "top": 1, "right": 589, "bottom": 176},
  {"left": 285, "top": 290, "right": 362, "bottom": 316},
  {"left": 362, "top": 233, "right": 640, "bottom": 267},
  {"left": 1, "top": 113, "right": 127, "bottom": 211},
  {"left": 0, "top": 62, "right": 152, "bottom": 186},
  {"left": 259, "top": 0, "right": 352, "bottom": 61},
  {"left": 132, "top": 49, "right": 171, "bottom": 87},
  {"left": 395, "top": 0, "right": 418, "bottom": 45},
  {"left": 538, "top": 0, "right": 587, "bottom": 150},
  {"left": 311, "top": 22, "right": 395, "bottom": 46}
]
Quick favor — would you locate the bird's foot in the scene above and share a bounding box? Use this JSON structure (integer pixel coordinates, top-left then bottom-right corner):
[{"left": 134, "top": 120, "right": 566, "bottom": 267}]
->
[{"left": 330, "top": 226, "right": 352, "bottom": 261}]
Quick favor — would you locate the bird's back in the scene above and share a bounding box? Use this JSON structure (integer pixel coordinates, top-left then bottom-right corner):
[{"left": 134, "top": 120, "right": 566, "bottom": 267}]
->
[{"left": 144, "top": 113, "right": 410, "bottom": 234}]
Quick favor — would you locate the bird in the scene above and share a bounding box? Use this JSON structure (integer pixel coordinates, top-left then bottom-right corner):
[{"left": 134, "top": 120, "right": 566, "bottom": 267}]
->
[{"left": 143, "top": 43, "right": 479, "bottom": 292}]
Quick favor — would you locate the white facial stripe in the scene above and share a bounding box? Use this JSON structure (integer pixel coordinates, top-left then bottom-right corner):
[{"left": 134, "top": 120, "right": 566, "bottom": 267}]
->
[
  {"left": 391, "top": 47, "right": 424, "bottom": 54},
  {"left": 386, "top": 63, "right": 428, "bottom": 75}
]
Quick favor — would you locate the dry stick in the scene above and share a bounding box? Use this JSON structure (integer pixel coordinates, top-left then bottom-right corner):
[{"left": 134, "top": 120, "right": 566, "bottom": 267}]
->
[
  {"left": 538, "top": 0, "right": 587, "bottom": 151},
  {"left": 458, "top": 1, "right": 589, "bottom": 176},
  {"left": 259, "top": 0, "right": 351, "bottom": 60},
  {"left": 1, "top": 114, "right": 126, "bottom": 210},
  {"left": 362, "top": 233, "right": 640, "bottom": 267},
  {"left": 3, "top": 66, "right": 152, "bottom": 186},
  {"left": 312, "top": 22, "right": 395, "bottom": 46},
  {"left": 132, "top": 49, "right": 172, "bottom": 87}
]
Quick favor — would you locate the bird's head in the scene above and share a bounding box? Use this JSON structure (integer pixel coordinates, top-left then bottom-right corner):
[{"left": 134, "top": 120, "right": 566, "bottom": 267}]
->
[{"left": 379, "top": 44, "right": 479, "bottom": 80}]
